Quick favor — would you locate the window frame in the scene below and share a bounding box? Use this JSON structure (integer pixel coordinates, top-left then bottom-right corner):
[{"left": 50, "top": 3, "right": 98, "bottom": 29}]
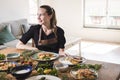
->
[{"left": 83, "top": 0, "right": 120, "bottom": 30}]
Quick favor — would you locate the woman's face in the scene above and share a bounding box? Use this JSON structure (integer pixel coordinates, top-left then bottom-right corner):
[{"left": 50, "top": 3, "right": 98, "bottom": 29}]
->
[{"left": 37, "top": 8, "right": 51, "bottom": 25}]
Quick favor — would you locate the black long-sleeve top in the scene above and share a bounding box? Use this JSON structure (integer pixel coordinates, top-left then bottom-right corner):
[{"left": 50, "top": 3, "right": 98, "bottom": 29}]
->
[{"left": 20, "top": 25, "right": 66, "bottom": 53}]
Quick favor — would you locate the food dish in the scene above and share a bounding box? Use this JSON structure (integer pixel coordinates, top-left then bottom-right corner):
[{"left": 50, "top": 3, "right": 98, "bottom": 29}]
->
[
  {"left": 11, "top": 65, "right": 32, "bottom": 79},
  {"left": 31, "top": 51, "right": 59, "bottom": 62},
  {"left": 0, "top": 61, "right": 17, "bottom": 72},
  {"left": 0, "top": 54, "right": 6, "bottom": 61},
  {"left": 36, "top": 62, "right": 58, "bottom": 76},
  {"left": 7, "top": 53, "right": 20, "bottom": 61},
  {"left": 59, "top": 57, "right": 86, "bottom": 65},
  {"left": 70, "top": 68, "right": 98, "bottom": 80},
  {"left": 26, "top": 75, "right": 61, "bottom": 80},
  {"left": 54, "top": 63, "right": 68, "bottom": 72}
]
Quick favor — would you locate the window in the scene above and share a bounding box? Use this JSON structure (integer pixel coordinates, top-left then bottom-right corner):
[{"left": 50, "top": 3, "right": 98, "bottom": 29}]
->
[
  {"left": 29, "top": 0, "right": 39, "bottom": 24},
  {"left": 84, "top": 0, "right": 120, "bottom": 29}
]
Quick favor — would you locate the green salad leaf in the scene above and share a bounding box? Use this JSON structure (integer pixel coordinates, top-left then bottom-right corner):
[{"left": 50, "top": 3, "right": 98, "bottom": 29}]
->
[
  {"left": 0, "top": 54, "right": 5, "bottom": 60},
  {"left": 72, "top": 64, "right": 102, "bottom": 71}
]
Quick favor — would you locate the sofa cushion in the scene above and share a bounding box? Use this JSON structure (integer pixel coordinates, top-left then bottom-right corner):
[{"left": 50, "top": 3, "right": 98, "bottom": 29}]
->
[
  {"left": 9, "top": 21, "right": 23, "bottom": 38},
  {"left": 0, "top": 26, "right": 16, "bottom": 44},
  {"left": 0, "top": 45, "right": 7, "bottom": 50},
  {"left": 4, "top": 39, "right": 32, "bottom": 48},
  {"left": 4, "top": 39, "right": 19, "bottom": 48},
  {"left": 9, "top": 19, "right": 29, "bottom": 38}
]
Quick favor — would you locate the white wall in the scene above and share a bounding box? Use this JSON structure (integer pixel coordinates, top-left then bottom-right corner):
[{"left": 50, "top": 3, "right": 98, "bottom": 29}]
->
[
  {"left": 0, "top": 0, "right": 29, "bottom": 22},
  {"left": 41, "top": 0, "right": 120, "bottom": 43}
]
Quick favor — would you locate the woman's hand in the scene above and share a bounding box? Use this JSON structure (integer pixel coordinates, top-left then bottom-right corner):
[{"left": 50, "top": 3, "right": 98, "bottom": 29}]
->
[
  {"left": 59, "top": 52, "right": 66, "bottom": 57},
  {"left": 59, "top": 48, "right": 67, "bottom": 57}
]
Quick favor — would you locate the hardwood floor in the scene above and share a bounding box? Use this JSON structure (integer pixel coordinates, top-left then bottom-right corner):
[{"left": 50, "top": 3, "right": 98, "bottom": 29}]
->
[{"left": 65, "top": 40, "right": 120, "bottom": 64}]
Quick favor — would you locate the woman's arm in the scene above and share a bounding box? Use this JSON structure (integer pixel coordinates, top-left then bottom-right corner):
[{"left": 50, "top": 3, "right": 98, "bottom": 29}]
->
[
  {"left": 16, "top": 40, "right": 38, "bottom": 50},
  {"left": 57, "top": 27, "right": 66, "bottom": 56},
  {"left": 16, "top": 26, "right": 38, "bottom": 50}
]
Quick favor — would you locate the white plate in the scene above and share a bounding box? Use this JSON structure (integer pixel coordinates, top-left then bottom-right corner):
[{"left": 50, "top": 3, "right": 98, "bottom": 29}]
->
[
  {"left": 31, "top": 51, "right": 59, "bottom": 62},
  {"left": 70, "top": 69, "right": 98, "bottom": 80},
  {"left": 26, "top": 75, "right": 61, "bottom": 80}
]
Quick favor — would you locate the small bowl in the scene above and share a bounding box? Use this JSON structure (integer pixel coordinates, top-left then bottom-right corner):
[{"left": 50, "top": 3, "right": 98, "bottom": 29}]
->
[
  {"left": 7, "top": 53, "right": 20, "bottom": 61},
  {"left": 54, "top": 63, "right": 68, "bottom": 72},
  {"left": 10, "top": 65, "right": 32, "bottom": 79}
]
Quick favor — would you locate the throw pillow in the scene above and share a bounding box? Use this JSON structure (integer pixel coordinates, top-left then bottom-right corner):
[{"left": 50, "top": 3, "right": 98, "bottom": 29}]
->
[
  {"left": 0, "top": 24, "right": 11, "bottom": 32},
  {"left": 0, "top": 26, "right": 16, "bottom": 44}
]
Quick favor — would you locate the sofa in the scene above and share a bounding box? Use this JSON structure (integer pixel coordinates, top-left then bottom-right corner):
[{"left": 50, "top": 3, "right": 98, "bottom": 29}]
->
[{"left": 0, "top": 19, "right": 31, "bottom": 49}]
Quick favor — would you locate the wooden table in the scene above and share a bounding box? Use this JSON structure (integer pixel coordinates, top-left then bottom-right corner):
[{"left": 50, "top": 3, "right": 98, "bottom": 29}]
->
[
  {"left": 55, "top": 60, "right": 120, "bottom": 80},
  {"left": 85, "top": 60, "right": 120, "bottom": 80},
  {"left": 0, "top": 47, "right": 24, "bottom": 55},
  {"left": 0, "top": 48, "right": 120, "bottom": 80}
]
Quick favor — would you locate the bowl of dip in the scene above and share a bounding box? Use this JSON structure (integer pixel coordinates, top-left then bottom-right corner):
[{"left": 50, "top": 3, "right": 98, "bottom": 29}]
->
[{"left": 10, "top": 65, "right": 32, "bottom": 79}]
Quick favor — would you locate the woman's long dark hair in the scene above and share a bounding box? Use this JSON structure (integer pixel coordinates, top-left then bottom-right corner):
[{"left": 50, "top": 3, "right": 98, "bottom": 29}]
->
[
  {"left": 40, "top": 5, "right": 57, "bottom": 37},
  {"left": 40, "top": 5, "right": 57, "bottom": 29}
]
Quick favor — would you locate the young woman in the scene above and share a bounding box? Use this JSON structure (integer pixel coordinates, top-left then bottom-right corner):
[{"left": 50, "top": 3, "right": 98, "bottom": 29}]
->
[{"left": 16, "top": 5, "right": 66, "bottom": 56}]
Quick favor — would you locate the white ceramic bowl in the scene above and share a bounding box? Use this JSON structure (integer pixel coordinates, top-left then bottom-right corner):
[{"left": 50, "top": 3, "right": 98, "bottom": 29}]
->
[{"left": 54, "top": 63, "right": 68, "bottom": 72}]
